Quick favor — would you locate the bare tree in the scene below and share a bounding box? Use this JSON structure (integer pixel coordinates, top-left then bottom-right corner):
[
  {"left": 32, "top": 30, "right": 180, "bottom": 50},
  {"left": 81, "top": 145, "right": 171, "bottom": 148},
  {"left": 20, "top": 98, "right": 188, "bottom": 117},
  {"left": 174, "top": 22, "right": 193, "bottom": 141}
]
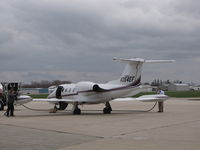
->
[{"left": 22, "top": 80, "right": 71, "bottom": 88}]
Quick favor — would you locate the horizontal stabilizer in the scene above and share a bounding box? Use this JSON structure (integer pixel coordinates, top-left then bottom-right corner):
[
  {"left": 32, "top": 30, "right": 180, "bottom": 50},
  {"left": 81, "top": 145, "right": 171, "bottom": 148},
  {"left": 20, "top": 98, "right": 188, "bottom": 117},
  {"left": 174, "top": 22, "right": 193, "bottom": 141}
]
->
[
  {"left": 114, "top": 94, "right": 169, "bottom": 102},
  {"left": 113, "top": 58, "right": 175, "bottom": 64},
  {"left": 145, "top": 60, "right": 175, "bottom": 63},
  {"left": 113, "top": 58, "right": 145, "bottom": 63}
]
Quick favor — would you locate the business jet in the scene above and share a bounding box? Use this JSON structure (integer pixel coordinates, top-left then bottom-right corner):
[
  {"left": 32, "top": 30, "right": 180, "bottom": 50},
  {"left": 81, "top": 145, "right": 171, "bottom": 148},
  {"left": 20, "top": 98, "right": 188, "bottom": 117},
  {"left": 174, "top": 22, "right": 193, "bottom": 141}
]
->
[{"left": 32, "top": 58, "right": 174, "bottom": 114}]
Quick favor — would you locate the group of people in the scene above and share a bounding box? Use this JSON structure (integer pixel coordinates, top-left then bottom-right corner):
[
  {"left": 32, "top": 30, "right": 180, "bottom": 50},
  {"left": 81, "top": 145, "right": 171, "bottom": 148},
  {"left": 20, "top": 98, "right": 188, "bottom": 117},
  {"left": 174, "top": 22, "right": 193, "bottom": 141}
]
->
[{"left": 5, "top": 89, "right": 16, "bottom": 117}]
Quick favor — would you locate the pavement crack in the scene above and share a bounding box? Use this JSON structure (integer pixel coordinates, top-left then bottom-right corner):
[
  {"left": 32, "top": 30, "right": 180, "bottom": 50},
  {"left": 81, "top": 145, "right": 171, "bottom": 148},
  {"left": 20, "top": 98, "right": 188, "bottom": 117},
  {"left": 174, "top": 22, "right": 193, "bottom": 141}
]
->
[
  {"left": 0, "top": 123, "right": 104, "bottom": 139},
  {"left": 111, "top": 119, "right": 200, "bottom": 138}
]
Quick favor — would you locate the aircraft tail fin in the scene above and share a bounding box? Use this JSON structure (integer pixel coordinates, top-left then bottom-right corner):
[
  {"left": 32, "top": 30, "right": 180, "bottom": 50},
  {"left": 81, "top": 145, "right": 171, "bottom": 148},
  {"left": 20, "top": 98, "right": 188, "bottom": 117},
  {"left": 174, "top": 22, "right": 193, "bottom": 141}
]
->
[{"left": 108, "top": 58, "right": 175, "bottom": 86}]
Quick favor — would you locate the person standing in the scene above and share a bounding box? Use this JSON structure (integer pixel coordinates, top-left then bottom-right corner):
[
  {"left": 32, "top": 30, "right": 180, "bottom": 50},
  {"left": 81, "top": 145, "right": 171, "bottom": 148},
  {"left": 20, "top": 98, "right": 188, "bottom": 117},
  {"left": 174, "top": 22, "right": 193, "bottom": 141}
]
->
[
  {"left": 157, "top": 88, "right": 165, "bottom": 95},
  {"left": 157, "top": 88, "right": 165, "bottom": 112},
  {"left": 6, "top": 90, "right": 16, "bottom": 117}
]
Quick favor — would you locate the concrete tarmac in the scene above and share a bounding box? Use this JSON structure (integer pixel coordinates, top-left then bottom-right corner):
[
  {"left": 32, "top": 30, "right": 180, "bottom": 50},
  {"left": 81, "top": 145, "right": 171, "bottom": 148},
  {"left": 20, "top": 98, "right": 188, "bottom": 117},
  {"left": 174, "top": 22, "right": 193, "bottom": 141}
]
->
[{"left": 0, "top": 98, "right": 200, "bottom": 150}]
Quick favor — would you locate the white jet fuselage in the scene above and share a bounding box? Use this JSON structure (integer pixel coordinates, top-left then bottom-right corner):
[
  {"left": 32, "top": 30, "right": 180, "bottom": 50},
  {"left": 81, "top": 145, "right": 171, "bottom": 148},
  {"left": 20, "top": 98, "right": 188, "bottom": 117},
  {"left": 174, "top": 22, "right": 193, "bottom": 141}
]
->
[{"left": 48, "top": 81, "right": 143, "bottom": 104}]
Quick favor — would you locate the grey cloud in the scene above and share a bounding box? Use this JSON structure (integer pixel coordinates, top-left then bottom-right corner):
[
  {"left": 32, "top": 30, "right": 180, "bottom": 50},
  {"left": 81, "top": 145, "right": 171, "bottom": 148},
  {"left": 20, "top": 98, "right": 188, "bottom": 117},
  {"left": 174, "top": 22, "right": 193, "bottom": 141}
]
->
[
  {"left": 170, "top": 0, "right": 200, "bottom": 18},
  {"left": 0, "top": 0, "right": 200, "bottom": 83},
  {"left": 0, "top": 30, "right": 13, "bottom": 45}
]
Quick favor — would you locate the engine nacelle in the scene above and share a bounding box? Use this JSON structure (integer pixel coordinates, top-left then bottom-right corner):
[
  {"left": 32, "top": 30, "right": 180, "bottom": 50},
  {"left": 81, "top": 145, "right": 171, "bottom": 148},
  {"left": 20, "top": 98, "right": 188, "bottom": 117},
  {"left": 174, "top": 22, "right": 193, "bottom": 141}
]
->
[
  {"left": 93, "top": 84, "right": 105, "bottom": 92},
  {"left": 76, "top": 81, "right": 105, "bottom": 92}
]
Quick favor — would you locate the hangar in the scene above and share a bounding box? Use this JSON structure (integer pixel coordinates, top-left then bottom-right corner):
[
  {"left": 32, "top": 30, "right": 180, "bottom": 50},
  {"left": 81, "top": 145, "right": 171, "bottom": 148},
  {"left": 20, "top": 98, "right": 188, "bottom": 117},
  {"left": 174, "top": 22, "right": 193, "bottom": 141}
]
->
[{"left": 168, "top": 83, "right": 189, "bottom": 91}]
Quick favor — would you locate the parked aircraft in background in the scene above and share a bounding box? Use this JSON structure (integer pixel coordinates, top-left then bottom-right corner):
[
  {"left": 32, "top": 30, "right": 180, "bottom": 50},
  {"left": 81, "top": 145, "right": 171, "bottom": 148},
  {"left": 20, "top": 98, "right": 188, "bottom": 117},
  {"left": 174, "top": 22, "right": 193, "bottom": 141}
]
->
[{"left": 33, "top": 58, "right": 174, "bottom": 114}]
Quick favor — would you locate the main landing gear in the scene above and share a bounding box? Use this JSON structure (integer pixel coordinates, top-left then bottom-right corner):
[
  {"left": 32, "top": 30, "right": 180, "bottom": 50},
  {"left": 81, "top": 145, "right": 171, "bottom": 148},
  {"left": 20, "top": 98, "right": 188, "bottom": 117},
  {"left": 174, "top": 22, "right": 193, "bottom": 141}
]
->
[
  {"left": 50, "top": 102, "right": 113, "bottom": 115},
  {"left": 49, "top": 102, "right": 68, "bottom": 113},
  {"left": 49, "top": 105, "right": 58, "bottom": 113},
  {"left": 72, "top": 103, "right": 81, "bottom": 115},
  {"left": 103, "top": 102, "right": 112, "bottom": 114},
  {"left": 71, "top": 102, "right": 112, "bottom": 115}
]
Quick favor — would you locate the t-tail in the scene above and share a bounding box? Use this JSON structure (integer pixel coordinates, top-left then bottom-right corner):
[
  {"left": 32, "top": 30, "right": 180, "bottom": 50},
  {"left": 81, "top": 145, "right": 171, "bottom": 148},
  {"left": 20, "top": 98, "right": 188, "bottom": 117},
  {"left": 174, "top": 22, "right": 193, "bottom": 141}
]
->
[{"left": 108, "top": 58, "right": 175, "bottom": 86}]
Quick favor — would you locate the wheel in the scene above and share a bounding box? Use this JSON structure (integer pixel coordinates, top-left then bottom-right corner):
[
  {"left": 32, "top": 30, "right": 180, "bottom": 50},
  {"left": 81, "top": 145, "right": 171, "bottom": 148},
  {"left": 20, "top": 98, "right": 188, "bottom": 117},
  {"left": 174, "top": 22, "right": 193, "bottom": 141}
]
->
[
  {"left": 103, "top": 108, "right": 111, "bottom": 114},
  {"left": 73, "top": 108, "right": 81, "bottom": 115},
  {"left": 103, "top": 102, "right": 112, "bottom": 114},
  {"left": 0, "top": 100, "right": 4, "bottom": 111},
  {"left": 58, "top": 102, "right": 68, "bottom": 110}
]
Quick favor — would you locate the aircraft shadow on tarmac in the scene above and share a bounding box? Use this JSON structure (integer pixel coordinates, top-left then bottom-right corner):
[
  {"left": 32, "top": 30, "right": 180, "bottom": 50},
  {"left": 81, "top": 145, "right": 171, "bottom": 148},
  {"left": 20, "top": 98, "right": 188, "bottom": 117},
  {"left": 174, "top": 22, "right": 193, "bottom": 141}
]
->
[{"left": 12, "top": 109, "right": 158, "bottom": 118}]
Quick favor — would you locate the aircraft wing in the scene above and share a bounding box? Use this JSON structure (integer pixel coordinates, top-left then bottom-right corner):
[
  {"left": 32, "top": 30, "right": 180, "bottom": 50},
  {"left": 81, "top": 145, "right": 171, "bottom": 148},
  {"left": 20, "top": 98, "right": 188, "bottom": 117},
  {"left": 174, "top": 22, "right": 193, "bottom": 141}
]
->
[
  {"left": 113, "top": 94, "right": 169, "bottom": 102},
  {"left": 32, "top": 98, "right": 75, "bottom": 103}
]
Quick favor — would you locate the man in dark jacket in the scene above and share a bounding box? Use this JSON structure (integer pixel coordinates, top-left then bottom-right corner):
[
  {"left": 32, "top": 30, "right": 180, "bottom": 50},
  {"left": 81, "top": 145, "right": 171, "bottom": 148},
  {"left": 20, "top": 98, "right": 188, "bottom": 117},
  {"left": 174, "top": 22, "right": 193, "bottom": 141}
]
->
[{"left": 6, "top": 90, "right": 16, "bottom": 117}]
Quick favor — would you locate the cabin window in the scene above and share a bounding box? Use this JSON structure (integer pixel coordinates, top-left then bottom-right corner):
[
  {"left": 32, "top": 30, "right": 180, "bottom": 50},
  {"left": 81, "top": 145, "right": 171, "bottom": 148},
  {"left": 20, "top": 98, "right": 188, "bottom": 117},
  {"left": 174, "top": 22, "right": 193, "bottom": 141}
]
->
[{"left": 69, "top": 88, "right": 71, "bottom": 93}]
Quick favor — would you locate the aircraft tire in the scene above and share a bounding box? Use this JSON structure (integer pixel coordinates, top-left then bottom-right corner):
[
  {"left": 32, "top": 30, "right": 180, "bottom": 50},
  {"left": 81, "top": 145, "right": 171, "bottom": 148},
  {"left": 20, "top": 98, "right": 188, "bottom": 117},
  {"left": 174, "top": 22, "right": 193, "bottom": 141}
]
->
[
  {"left": 103, "top": 108, "right": 111, "bottom": 114},
  {"left": 58, "top": 102, "right": 68, "bottom": 110},
  {"left": 0, "top": 100, "right": 4, "bottom": 111},
  {"left": 73, "top": 108, "right": 81, "bottom": 115}
]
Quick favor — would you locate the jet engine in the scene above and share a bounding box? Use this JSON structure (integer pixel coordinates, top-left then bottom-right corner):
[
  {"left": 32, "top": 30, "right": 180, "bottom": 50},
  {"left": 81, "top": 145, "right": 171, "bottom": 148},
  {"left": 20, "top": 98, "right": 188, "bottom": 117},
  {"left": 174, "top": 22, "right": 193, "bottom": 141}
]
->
[{"left": 76, "top": 81, "right": 106, "bottom": 92}]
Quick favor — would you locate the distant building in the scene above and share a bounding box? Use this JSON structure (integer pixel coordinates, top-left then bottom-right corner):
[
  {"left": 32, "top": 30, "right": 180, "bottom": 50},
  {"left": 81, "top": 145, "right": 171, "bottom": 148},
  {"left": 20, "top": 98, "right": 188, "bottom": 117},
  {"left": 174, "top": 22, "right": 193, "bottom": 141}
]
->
[
  {"left": 144, "top": 85, "right": 153, "bottom": 92},
  {"left": 168, "top": 83, "right": 189, "bottom": 91},
  {"left": 137, "top": 84, "right": 153, "bottom": 92},
  {"left": 190, "top": 86, "right": 200, "bottom": 91},
  {"left": 159, "top": 84, "right": 170, "bottom": 91},
  {"left": 21, "top": 88, "right": 49, "bottom": 94}
]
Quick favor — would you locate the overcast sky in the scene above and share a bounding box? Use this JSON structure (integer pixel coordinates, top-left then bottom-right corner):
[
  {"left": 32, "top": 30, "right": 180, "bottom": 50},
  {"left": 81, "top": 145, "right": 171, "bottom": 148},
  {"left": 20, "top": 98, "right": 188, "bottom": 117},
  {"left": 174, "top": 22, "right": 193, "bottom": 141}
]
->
[{"left": 0, "top": 0, "right": 200, "bottom": 84}]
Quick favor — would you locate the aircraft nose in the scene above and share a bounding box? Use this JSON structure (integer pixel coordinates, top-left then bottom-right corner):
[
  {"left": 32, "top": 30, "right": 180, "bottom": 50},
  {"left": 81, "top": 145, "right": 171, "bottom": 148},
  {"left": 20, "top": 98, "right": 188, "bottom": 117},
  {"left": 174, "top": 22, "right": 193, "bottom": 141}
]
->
[
  {"left": 25, "top": 95, "right": 32, "bottom": 102},
  {"left": 47, "top": 92, "right": 55, "bottom": 99}
]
